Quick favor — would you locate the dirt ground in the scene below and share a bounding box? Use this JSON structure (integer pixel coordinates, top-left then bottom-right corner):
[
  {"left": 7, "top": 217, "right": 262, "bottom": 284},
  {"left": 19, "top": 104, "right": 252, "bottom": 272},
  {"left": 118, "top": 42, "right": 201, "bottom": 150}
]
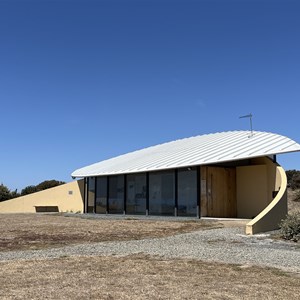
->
[
  {"left": 0, "top": 254, "right": 299, "bottom": 300},
  {"left": 0, "top": 214, "right": 223, "bottom": 252},
  {"left": 0, "top": 188, "right": 298, "bottom": 252},
  {"left": 0, "top": 194, "right": 299, "bottom": 299}
]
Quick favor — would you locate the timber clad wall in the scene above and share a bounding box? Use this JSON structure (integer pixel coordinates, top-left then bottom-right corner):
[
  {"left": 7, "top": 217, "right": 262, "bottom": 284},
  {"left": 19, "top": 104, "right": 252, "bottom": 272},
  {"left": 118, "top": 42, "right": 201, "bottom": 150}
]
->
[
  {"left": 201, "top": 166, "right": 236, "bottom": 218},
  {"left": 201, "top": 157, "right": 281, "bottom": 219}
]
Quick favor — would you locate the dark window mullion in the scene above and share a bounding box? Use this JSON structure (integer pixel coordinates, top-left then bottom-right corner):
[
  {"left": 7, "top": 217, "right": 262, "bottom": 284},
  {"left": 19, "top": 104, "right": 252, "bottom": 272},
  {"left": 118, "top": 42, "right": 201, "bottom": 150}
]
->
[
  {"left": 94, "top": 177, "right": 97, "bottom": 213},
  {"left": 146, "top": 172, "right": 149, "bottom": 216},
  {"left": 197, "top": 166, "right": 201, "bottom": 219},
  {"left": 123, "top": 174, "right": 127, "bottom": 215},
  {"left": 106, "top": 176, "right": 109, "bottom": 214},
  {"left": 175, "top": 169, "right": 178, "bottom": 217},
  {"left": 84, "top": 177, "right": 87, "bottom": 213}
]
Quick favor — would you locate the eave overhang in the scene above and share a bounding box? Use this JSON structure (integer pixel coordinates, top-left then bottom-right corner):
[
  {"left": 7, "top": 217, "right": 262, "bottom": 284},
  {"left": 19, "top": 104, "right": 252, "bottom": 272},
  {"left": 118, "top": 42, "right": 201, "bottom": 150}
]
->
[{"left": 71, "top": 131, "right": 300, "bottom": 178}]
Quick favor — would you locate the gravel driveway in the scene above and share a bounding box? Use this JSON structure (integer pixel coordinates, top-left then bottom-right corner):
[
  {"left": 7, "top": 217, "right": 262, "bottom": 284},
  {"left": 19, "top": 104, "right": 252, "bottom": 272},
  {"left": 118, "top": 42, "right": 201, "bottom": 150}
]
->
[{"left": 1, "top": 227, "right": 299, "bottom": 274}]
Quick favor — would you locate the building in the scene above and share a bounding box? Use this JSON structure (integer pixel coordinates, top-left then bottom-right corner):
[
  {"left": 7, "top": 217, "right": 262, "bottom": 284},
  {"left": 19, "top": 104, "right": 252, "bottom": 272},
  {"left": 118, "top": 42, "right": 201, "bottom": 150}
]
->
[
  {"left": 1, "top": 130, "right": 299, "bottom": 234},
  {"left": 71, "top": 130, "right": 300, "bottom": 234}
]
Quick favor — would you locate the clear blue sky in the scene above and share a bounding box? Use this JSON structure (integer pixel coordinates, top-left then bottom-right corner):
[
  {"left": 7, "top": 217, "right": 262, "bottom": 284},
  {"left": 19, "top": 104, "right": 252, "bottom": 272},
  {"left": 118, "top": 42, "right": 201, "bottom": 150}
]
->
[{"left": 1, "top": 0, "right": 300, "bottom": 192}]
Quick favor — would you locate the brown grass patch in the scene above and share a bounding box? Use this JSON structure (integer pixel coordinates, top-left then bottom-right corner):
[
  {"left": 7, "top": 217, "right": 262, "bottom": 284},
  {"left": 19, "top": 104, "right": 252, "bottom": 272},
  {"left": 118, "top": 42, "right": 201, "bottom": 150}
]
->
[
  {"left": 0, "top": 255, "right": 299, "bottom": 299},
  {"left": 0, "top": 214, "right": 298, "bottom": 299},
  {"left": 0, "top": 214, "right": 222, "bottom": 251}
]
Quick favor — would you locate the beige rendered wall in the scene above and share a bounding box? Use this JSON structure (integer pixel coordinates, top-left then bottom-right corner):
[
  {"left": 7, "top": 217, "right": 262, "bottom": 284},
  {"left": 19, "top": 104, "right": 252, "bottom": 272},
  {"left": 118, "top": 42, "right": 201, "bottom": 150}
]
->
[
  {"left": 0, "top": 180, "right": 84, "bottom": 213},
  {"left": 246, "top": 166, "right": 287, "bottom": 234},
  {"left": 236, "top": 165, "right": 268, "bottom": 218},
  {"left": 251, "top": 157, "right": 278, "bottom": 203}
]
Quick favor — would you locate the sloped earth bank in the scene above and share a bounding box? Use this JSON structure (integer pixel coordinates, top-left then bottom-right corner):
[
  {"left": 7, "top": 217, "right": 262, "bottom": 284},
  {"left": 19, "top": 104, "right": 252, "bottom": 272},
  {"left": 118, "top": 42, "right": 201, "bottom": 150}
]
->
[{"left": 0, "top": 214, "right": 299, "bottom": 299}]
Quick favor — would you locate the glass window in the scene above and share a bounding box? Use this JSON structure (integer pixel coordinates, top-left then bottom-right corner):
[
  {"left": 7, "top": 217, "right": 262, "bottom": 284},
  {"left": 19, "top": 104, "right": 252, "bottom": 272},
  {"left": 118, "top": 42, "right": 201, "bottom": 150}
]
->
[
  {"left": 95, "top": 177, "right": 107, "bottom": 214},
  {"left": 126, "top": 173, "right": 146, "bottom": 215},
  {"left": 108, "top": 175, "right": 124, "bottom": 214},
  {"left": 87, "top": 177, "right": 95, "bottom": 213},
  {"left": 178, "top": 168, "right": 197, "bottom": 216},
  {"left": 149, "top": 171, "right": 175, "bottom": 216}
]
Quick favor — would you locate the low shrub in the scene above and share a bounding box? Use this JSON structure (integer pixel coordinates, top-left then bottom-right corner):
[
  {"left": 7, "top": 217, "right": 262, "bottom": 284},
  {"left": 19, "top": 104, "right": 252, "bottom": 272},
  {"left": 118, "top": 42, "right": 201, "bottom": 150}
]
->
[
  {"left": 280, "top": 211, "right": 300, "bottom": 242},
  {"left": 286, "top": 170, "right": 300, "bottom": 190},
  {"left": 293, "top": 190, "right": 300, "bottom": 202}
]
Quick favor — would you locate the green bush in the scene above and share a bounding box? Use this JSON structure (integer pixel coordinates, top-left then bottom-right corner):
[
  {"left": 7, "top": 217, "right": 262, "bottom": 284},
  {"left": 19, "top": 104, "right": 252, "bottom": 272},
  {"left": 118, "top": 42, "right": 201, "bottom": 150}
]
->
[
  {"left": 286, "top": 170, "right": 300, "bottom": 190},
  {"left": 21, "top": 185, "right": 38, "bottom": 196},
  {"left": 0, "top": 184, "right": 11, "bottom": 202},
  {"left": 20, "top": 180, "right": 66, "bottom": 196},
  {"left": 36, "top": 180, "right": 65, "bottom": 191},
  {"left": 0, "top": 184, "right": 20, "bottom": 201},
  {"left": 280, "top": 211, "right": 300, "bottom": 242}
]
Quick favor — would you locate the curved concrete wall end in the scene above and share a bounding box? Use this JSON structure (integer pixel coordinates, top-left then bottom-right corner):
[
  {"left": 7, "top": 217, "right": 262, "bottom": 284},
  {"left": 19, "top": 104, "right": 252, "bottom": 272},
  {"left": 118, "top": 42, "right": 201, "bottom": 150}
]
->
[{"left": 246, "top": 166, "right": 287, "bottom": 235}]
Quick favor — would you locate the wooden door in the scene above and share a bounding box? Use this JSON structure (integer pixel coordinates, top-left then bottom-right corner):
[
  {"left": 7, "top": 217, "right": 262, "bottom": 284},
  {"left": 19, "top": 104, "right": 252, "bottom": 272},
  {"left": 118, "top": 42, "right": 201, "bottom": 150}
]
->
[{"left": 201, "top": 166, "right": 236, "bottom": 218}]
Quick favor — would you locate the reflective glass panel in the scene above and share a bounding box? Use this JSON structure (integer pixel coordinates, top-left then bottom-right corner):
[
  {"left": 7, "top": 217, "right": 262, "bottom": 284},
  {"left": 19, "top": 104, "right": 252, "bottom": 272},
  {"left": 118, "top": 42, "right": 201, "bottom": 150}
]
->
[
  {"left": 87, "top": 177, "right": 95, "bottom": 213},
  {"left": 108, "top": 175, "right": 124, "bottom": 213},
  {"left": 177, "top": 168, "right": 197, "bottom": 216},
  {"left": 95, "top": 177, "right": 107, "bottom": 214},
  {"left": 149, "top": 171, "right": 175, "bottom": 216},
  {"left": 126, "top": 173, "right": 146, "bottom": 214}
]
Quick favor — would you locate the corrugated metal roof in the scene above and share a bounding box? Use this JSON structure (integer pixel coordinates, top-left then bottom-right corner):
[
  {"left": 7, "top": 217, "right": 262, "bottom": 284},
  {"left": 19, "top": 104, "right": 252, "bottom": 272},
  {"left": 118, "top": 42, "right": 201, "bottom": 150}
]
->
[{"left": 71, "top": 131, "right": 300, "bottom": 177}]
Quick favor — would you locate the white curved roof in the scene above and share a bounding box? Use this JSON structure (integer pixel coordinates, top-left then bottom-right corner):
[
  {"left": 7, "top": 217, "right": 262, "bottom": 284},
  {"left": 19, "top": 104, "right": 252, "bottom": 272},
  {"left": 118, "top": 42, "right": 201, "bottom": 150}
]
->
[{"left": 72, "top": 131, "right": 300, "bottom": 177}]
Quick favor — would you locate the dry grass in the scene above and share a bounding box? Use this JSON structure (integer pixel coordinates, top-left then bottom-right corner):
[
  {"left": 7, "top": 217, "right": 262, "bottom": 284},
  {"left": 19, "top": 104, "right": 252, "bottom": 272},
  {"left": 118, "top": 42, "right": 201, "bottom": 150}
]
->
[
  {"left": 0, "top": 254, "right": 299, "bottom": 300},
  {"left": 1, "top": 188, "right": 297, "bottom": 252},
  {"left": 0, "top": 214, "right": 299, "bottom": 299},
  {"left": 0, "top": 214, "right": 223, "bottom": 251},
  {"left": 288, "top": 188, "right": 300, "bottom": 214}
]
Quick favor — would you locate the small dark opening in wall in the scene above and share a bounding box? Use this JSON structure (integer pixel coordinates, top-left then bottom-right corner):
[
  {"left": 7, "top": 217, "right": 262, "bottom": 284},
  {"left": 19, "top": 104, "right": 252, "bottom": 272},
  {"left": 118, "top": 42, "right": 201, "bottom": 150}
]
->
[{"left": 35, "top": 206, "right": 59, "bottom": 213}]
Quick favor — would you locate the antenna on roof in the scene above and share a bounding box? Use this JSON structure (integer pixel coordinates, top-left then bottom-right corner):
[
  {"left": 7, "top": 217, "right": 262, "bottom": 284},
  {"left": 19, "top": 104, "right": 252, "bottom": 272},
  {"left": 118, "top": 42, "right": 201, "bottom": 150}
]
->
[{"left": 239, "top": 113, "right": 253, "bottom": 137}]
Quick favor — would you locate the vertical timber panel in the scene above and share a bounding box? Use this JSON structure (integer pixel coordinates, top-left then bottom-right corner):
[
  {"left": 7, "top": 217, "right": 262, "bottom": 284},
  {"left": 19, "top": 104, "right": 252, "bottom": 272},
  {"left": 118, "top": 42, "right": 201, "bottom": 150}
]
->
[
  {"left": 207, "top": 167, "right": 213, "bottom": 216},
  {"left": 227, "top": 168, "right": 237, "bottom": 217},
  {"left": 206, "top": 167, "right": 237, "bottom": 218}
]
